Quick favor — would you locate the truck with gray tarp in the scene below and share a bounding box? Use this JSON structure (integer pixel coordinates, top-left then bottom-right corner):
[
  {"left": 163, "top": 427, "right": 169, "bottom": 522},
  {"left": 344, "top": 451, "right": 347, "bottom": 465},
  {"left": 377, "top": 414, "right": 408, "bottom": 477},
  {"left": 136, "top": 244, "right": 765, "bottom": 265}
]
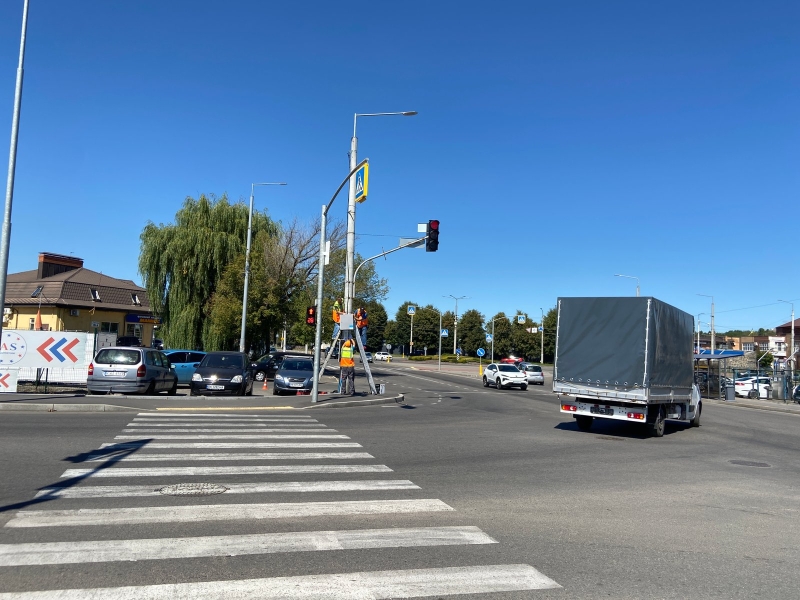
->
[{"left": 554, "top": 297, "right": 701, "bottom": 437}]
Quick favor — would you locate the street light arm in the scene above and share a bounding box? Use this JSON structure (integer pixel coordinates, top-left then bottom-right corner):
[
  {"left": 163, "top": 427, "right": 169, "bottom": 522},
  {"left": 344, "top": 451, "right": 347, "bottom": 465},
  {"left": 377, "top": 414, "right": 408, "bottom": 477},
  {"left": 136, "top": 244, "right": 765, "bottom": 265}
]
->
[
  {"left": 326, "top": 158, "right": 369, "bottom": 216},
  {"left": 352, "top": 236, "right": 426, "bottom": 299}
]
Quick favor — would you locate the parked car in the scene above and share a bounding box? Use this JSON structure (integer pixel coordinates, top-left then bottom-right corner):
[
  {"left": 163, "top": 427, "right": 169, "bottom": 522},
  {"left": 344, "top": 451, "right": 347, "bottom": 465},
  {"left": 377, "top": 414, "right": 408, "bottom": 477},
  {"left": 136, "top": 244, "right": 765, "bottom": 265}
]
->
[
  {"left": 252, "top": 351, "right": 308, "bottom": 382},
  {"left": 115, "top": 336, "right": 143, "bottom": 347},
  {"left": 360, "top": 352, "right": 373, "bottom": 363},
  {"left": 87, "top": 346, "right": 177, "bottom": 395},
  {"left": 273, "top": 356, "right": 315, "bottom": 395},
  {"left": 483, "top": 363, "right": 528, "bottom": 390},
  {"left": 150, "top": 338, "right": 164, "bottom": 350},
  {"left": 374, "top": 351, "right": 390, "bottom": 361},
  {"left": 793, "top": 384, "right": 800, "bottom": 403},
  {"left": 500, "top": 356, "right": 524, "bottom": 365},
  {"left": 190, "top": 351, "right": 254, "bottom": 396},
  {"left": 163, "top": 350, "right": 207, "bottom": 384},
  {"left": 518, "top": 362, "right": 544, "bottom": 385},
  {"left": 734, "top": 376, "right": 772, "bottom": 399}
]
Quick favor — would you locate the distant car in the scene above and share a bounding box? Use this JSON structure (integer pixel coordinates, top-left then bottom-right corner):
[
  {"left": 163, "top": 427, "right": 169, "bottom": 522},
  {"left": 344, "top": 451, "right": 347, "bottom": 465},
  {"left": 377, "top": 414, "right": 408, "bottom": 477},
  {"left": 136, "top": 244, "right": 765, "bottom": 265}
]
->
[
  {"left": 518, "top": 362, "right": 544, "bottom": 385},
  {"left": 163, "top": 350, "right": 207, "bottom": 384},
  {"left": 115, "top": 336, "right": 143, "bottom": 347},
  {"left": 793, "top": 384, "right": 800, "bottom": 403},
  {"left": 483, "top": 363, "right": 528, "bottom": 390},
  {"left": 151, "top": 338, "right": 164, "bottom": 350},
  {"left": 273, "top": 356, "right": 315, "bottom": 395},
  {"left": 374, "top": 352, "right": 390, "bottom": 361},
  {"left": 87, "top": 346, "right": 177, "bottom": 395},
  {"left": 190, "top": 351, "right": 254, "bottom": 396},
  {"left": 252, "top": 351, "right": 308, "bottom": 382},
  {"left": 500, "top": 356, "right": 524, "bottom": 365},
  {"left": 734, "top": 376, "right": 772, "bottom": 399},
  {"left": 360, "top": 352, "right": 373, "bottom": 363}
]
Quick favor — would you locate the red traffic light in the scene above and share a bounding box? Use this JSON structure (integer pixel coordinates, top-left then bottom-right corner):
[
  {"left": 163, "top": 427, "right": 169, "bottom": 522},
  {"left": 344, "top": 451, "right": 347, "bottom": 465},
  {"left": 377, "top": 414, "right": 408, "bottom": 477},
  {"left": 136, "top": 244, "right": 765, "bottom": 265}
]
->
[
  {"left": 426, "top": 219, "right": 440, "bottom": 252},
  {"left": 429, "top": 220, "right": 439, "bottom": 231},
  {"left": 305, "top": 306, "right": 317, "bottom": 325}
]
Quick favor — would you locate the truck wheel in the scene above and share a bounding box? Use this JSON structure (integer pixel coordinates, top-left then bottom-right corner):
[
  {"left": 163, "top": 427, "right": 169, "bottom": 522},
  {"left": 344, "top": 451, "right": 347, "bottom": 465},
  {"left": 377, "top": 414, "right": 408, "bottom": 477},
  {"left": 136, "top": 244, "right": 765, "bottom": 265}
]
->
[
  {"left": 482, "top": 376, "right": 489, "bottom": 387},
  {"left": 649, "top": 406, "right": 665, "bottom": 437},
  {"left": 690, "top": 401, "right": 701, "bottom": 427},
  {"left": 575, "top": 415, "right": 593, "bottom": 431}
]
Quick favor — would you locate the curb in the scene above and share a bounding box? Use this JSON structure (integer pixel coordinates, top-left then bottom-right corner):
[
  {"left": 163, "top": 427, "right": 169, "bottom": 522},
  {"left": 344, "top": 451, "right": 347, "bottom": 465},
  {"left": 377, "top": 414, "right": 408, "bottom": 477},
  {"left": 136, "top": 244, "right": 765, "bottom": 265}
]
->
[
  {"left": 304, "top": 394, "right": 405, "bottom": 409},
  {"left": 0, "top": 403, "right": 139, "bottom": 412},
  {"left": 707, "top": 399, "right": 800, "bottom": 416}
]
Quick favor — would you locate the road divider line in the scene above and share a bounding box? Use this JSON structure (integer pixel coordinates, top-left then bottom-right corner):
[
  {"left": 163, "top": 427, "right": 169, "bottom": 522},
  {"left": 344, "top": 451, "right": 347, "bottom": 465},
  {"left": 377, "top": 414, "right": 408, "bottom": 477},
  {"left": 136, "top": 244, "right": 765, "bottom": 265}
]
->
[
  {"left": 121, "top": 429, "right": 336, "bottom": 433},
  {"left": 0, "top": 564, "right": 560, "bottom": 597},
  {"left": 35, "top": 479, "right": 419, "bottom": 499},
  {"left": 113, "top": 434, "right": 349, "bottom": 440},
  {"left": 7, "top": 498, "right": 450, "bottom": 528},
  {"left": 0, "top": 526, "right": 495, "bottom": 565},
  {"left": 99, "top": 442, "right": 362, "bottom": 449},
  {"left": 78, "top": 451, "right": 373, "bottom": 462}
]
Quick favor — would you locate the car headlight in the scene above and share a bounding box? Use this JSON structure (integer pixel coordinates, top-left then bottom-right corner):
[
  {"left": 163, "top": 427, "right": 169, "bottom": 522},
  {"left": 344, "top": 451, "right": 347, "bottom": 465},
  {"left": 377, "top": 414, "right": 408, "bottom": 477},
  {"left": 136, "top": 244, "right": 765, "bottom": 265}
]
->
[
  {"left": 275, "top": 375, "right": 285, "bottom": 383},
  {"left": 231, "top": 375, "right": 243, "bottom": 383},
  {"left": 191, "top": 373, "right": 202, "bottom": 382}
]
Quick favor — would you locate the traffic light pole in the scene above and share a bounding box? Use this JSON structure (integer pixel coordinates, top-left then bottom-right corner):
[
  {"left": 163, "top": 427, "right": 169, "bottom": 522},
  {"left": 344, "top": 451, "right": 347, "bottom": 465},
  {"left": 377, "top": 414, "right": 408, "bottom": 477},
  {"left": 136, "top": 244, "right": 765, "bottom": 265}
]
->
[{"left": 351, "top": 235, "right": 426, "bottom": 301}]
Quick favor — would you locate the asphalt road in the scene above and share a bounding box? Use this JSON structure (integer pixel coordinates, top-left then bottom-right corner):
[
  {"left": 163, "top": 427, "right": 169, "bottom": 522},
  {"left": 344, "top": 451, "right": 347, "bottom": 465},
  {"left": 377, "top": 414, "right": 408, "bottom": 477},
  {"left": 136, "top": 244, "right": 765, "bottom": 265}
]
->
[{"left": 0, "top": 361, "right": 798, "bottom": 598}]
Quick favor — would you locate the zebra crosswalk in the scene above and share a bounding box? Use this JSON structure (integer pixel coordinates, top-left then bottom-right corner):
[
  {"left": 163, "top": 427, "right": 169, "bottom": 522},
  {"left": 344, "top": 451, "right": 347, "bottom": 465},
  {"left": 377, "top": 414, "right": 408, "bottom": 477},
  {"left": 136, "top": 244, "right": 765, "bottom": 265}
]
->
[{"left": 0, "top": 411, "right": 560, "bottom": 598}]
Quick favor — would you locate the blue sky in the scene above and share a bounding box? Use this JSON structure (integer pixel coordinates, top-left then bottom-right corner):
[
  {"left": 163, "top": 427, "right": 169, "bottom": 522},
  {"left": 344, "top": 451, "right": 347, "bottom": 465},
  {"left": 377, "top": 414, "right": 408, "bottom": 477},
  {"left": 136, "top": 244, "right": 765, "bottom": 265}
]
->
[{"left": 1, "top": 0, "right": 798, "bottom": 333}]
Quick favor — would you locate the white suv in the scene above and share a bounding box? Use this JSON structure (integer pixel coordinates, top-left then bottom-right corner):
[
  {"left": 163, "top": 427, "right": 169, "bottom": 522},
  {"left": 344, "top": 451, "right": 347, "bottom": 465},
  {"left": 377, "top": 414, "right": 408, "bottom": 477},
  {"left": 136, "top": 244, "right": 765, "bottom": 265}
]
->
[
  {"left": 483, "top": 363, "right": 528, "bottom": 390},
  {"left": 374, "top": 352, "right": 391, "bottom": 361}
]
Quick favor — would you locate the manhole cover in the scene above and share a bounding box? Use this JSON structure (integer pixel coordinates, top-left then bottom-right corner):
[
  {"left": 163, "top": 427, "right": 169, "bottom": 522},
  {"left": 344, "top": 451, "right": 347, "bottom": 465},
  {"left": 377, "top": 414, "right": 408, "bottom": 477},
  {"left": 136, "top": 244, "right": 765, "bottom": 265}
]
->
[
  {"left": 729, "top": 460, "right": 771, "bottom": 468},
  {"left": 158, "top": 483, "right": 229, "bottom": 496}
]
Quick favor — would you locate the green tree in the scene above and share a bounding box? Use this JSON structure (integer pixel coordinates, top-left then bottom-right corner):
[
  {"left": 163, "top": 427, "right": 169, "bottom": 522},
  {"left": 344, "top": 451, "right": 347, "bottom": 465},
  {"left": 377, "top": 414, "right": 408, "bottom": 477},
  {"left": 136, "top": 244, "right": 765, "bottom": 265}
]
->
[
  {"left": 458, "top": 309, "right": 486, "bottom": 356},
  {"left": 138, "top": 194, "right": 277, "bottom": 351},
  {"left": 487, "top": 312, "right": 513, "bottom": 358},
  {"left": 541, "top": 306, "right": 558, "bottom": 363}
]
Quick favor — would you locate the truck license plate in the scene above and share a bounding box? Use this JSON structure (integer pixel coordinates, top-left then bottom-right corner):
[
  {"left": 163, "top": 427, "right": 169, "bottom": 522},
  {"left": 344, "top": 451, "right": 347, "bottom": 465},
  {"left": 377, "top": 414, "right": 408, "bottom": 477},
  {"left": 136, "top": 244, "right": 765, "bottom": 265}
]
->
[
  {"left": 591, "top": 405, "right": 614, "bottom": 416},
  {"left": 206, "top": 384, "right": 225, "bottom": 390}
]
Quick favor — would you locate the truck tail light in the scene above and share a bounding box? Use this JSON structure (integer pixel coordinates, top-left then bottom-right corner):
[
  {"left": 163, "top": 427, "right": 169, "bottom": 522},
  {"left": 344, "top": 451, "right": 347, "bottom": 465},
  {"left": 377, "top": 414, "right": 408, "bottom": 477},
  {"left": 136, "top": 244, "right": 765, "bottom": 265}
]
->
[
  {"left": 627, "top": 412, "right": 645, "bottom": 420},
  {"left": 562, "top": 404, "right": 577, "bottom": 412},
  {"left": 137, "top": 364, "right": 146, "bottom": 377},
  {"left": 88, "top": 363, "right": 94, "bottom": 376}
]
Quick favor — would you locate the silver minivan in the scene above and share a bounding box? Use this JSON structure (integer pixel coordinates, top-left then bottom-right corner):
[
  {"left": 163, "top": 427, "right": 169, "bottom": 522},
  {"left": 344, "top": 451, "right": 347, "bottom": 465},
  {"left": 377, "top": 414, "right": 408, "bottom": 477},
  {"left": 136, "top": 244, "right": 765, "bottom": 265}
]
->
[{"left": 87, "top": 347, "right": 178, "bottom": 395}]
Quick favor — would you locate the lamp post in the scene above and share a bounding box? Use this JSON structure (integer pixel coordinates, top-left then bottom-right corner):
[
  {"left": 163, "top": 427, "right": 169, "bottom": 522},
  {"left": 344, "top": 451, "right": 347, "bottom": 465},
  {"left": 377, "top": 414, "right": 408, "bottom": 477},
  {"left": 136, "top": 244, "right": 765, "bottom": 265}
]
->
[
  {"left": 540, "top": 308, "right": 544, "bottom": 364},
  {"left": 698, "top": 294, "right": 715, "bottom": 355},
  {"left": 444, "top": 295, "right": 468, "bottom": 355},
  {"left": 778, "top": 300, "right": 795, "bottom": 370},
  {"left": 695, "top": 313, "right": 706, "bottom": 353},
  {"left": 345, "top": 110, "right": 417, "bottom": 314},
  {"left": 239, "top": 182, "right": 286, "bottom": 353},
  {"left": 614, "top": 274, "right": 640, "bottom": 297},
  {"left": 0, "top": 0, "right": 30, "bottom": 343}
]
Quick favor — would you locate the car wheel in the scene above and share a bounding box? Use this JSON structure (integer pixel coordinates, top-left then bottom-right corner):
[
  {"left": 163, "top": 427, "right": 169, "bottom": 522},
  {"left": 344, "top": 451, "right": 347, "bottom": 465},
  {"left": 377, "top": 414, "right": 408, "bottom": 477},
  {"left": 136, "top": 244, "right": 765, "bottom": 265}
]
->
[
  {"left": 189, "top": 388, "right": 195, "bottom": 396},
  {"left": 255, "top": 371, "right": 266, "bottom": 382},
  {"left": 144, "top": 381, "right": 156, "bottom": 395},
  {"left": 482, "top": 376, "right": 488, "bottom": 387},
  {"left": 747, "top": 390, "right": 758, "bottom": 399},
  {"left": 521, "top": 384, "right": 528, "bottom": 391},
  {"left": 168, "top": 380, "right": 178, "bottom": 396},
  {"left": 273, "top": 387, "right": 282, "bottom": 396},
  {"left": 496, "top": 379, "right": 504, "bottom": 390},
  {"left": 87, "top": 389, "right": 102, "bottom": 396}
]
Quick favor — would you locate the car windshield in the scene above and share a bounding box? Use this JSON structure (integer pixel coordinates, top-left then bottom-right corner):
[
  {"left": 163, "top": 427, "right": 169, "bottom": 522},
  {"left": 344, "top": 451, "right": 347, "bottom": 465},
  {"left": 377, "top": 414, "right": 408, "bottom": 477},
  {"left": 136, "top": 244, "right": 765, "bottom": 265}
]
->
[
  {"left": 95, "top": 349, "right": 140, "bottom": 365},
  {"left": 202, "top": 354, "right": 244, "bottom": 369},
  {"left": 280, "top": 360, "right": 313, "bottom": 371},
  {"left": 498, "top": 365, "right": 520, "bottom": 372}
]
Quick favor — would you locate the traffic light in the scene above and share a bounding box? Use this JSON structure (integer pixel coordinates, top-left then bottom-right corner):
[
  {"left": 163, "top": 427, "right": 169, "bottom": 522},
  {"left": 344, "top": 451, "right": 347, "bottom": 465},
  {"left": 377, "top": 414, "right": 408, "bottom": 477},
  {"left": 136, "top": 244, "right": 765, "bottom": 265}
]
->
[
  {"left": 426, "top": 219, "right": 440, "bottom": 252},
  {"left": 305, "top": 306, "right": 317, "bottom": 326}
]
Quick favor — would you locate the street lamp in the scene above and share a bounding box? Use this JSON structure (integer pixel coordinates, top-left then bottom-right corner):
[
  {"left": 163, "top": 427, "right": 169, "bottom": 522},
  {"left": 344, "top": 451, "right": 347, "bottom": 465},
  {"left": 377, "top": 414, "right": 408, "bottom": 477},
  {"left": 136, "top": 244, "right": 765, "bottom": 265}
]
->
[
  {"left": 614, "top": 274, "right": 640, "bottom": 297},
  {"left": 697, "top": 294, "right": 715, "bottom": 356},
  {"left": 540, "top": 308, "right": 544, "bottom": 364},
  {"left": 777, "top": 299, "right": 795, "bottom": 370},
  {"left": 239, "top": 182, "right": 286, "bottom": 353},
  {"left": 345, "top": 110, "right": 417, "bottom": 314},
  {"left": 695, "top": 313, "right": 706, "bottom": 353},
  {"left": 444, "top": 295, "right": 468, "bottom": 355}
]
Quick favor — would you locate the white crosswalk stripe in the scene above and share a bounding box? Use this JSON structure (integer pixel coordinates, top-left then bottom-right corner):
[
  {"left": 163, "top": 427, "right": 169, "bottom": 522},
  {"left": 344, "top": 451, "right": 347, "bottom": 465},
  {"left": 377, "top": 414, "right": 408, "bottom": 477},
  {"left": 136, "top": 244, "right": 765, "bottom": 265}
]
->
[{"left": 2, "top": 411, "right": 559, "bottom": 597}]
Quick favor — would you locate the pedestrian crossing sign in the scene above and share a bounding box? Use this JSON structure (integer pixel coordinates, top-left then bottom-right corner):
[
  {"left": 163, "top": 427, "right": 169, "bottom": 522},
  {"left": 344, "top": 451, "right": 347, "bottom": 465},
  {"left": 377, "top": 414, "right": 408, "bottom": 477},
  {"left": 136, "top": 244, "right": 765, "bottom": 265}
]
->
[{"left": 354, "top": 163, "right": 369, "bottom": 203}]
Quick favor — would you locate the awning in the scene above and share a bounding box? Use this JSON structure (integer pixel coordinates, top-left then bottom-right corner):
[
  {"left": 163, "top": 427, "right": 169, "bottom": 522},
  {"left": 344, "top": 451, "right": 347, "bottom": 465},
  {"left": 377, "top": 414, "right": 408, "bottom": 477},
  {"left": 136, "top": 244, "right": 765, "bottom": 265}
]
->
[{"left": 694, "top": 350, "right": 744, "bottom": 359}]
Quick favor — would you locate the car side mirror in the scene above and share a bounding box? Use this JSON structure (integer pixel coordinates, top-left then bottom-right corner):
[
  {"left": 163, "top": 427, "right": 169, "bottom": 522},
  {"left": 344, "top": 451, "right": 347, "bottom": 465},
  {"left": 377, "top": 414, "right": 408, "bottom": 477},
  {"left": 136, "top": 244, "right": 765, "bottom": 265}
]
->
[{"left": 192, "top": 363, "right": 200, "bottom": 368}]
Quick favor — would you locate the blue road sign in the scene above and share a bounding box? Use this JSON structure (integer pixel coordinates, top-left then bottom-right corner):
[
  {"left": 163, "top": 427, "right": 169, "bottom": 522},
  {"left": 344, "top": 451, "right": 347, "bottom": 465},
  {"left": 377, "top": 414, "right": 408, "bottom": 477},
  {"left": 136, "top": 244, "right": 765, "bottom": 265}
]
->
[
  {"left": 456, "top": 348, "right": 462, "bottom": 356},
  {"left": 485, "top": 334, "right": 493, "bottom": 342},
  {"left": 517, "top": 315, "right": 525, "bottom": 324},
  {"left": 476, "top": 348, "right": 485, "bottom": 357},
  {"left": 538, "top": 326, "right": 543, "bottom": 332},
  {"left": 407, "top": 306, "right": 416, "bottom": 316},
  {"left": 441, "top": 329, "right": 449, "bottom": 337},
  {"left": 354, "top": 163, "right": 369, "bottom": 203}
]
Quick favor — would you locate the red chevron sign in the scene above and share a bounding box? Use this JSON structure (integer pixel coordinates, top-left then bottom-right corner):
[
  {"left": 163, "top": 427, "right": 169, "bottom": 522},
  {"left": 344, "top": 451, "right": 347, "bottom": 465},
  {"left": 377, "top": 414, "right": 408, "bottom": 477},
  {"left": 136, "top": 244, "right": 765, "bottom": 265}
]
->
[
  {"left": 0, "top": 373, "right": 9, "bottom": 388},
  {"left": 36, "top": 337, "right": 81, "bottom": 363}
]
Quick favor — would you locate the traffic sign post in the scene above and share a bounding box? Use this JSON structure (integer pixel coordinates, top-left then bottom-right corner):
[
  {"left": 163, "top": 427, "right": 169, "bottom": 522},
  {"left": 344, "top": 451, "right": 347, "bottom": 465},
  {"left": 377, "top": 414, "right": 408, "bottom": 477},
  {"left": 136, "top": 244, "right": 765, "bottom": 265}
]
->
[
  {"left": 476, "top": 347, "right": 485, "bottom": 376},
  {"left": 441, "top": 329, "right": 448, "bottom": 337}
]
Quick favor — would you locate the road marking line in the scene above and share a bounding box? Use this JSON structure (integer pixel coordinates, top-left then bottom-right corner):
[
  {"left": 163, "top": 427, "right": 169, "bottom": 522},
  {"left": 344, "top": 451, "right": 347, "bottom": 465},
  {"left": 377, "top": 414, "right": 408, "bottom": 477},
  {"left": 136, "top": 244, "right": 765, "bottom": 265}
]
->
[
  {"left": 113, "top": 434, "right": 349, "bottom": 440},
  {"left": 60, "top": 464, "right": 392, "bottom": 479},
  {"left": 137, "top": 413, "right": 314, "bottom": 418},
  {"left": 121, "top": 429, "right": 335, "bottom": 433},
  {"left": 7, "top": 498, "right": 450, "bottom": 528},
  {"left": 0, "top": 526, "right": 494, "bottom": 565},
  {"left": 126, "top": 422, "right": 327, "bottom": 427},
  {"left": 153, "top": 407, "right": 298, "bottom": 411},
  {"left": 78, "top": 452, "right": 374, "bottom": 462},
  {"left": 35, "top": 479, "right": 419, "bottom": 499},
  {"left": 0, "top": 564, "right": 559, "bottom": 597},
  {"left": 133, "top": 417, "right": 317, "bottom": 422},
  {"left": 100, "top": 442, "right": 362, "bottom": 449}
]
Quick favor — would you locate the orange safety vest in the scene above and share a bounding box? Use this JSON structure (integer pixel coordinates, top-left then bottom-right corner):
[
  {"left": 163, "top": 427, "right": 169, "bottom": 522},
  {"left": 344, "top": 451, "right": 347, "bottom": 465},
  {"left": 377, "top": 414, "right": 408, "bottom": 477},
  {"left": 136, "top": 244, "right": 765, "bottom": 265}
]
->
[
  {"left": 332, "top": 309, "right": 340, "bottom": 323},
  {"left": 355, "top": 309, "right": 368, "bottom": 328},
  {"left": 339, "top": 341, "right": 355, "bottom": 367}
]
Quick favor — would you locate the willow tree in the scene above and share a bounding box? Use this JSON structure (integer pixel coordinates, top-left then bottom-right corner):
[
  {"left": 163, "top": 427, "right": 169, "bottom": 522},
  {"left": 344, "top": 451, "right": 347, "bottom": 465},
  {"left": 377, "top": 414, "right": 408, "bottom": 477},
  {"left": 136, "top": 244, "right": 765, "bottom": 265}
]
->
[{"left": 138, "top": 194, "right": 277, "bottom": 350}]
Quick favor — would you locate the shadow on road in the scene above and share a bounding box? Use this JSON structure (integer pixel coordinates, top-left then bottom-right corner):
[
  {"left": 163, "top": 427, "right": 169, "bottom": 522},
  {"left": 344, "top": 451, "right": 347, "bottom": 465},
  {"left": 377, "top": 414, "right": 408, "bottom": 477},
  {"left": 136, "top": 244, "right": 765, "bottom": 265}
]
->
[{"left": 554, "top": 419, "right": 692, "bottom": 439}]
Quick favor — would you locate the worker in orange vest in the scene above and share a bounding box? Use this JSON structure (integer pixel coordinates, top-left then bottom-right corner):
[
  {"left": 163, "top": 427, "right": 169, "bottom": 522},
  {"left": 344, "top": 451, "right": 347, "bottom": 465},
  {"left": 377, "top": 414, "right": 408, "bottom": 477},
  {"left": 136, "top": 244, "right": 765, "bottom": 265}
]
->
[
  {"left": 331, "top": 298, "right": 343, "bottom": 341},
  {"left": 339, "top": 337, "right": 356, "bottom": 395},
  {"left": 355, "top": 307, "right": 368, "bottom": 349}
]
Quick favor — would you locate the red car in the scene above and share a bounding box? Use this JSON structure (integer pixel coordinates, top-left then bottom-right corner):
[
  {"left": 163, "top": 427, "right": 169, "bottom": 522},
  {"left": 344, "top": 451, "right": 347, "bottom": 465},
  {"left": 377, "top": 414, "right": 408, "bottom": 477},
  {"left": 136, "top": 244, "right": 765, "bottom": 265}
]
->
[{"left": 500, "top": 356, "right": 524, "bottom": 365}]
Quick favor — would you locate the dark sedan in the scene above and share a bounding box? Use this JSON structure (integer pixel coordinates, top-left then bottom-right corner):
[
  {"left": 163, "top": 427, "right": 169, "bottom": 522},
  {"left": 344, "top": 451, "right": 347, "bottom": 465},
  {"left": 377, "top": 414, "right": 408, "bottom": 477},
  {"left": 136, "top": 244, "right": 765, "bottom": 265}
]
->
[
  {"left": 252, "top": 351, "right": 308, "bottom": 382},
  {"left": 273, "top": 356, "right": 314, "bottom": 395},
  {"left": 189, "top": 351, "right": 254, "bottom": 396}
]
